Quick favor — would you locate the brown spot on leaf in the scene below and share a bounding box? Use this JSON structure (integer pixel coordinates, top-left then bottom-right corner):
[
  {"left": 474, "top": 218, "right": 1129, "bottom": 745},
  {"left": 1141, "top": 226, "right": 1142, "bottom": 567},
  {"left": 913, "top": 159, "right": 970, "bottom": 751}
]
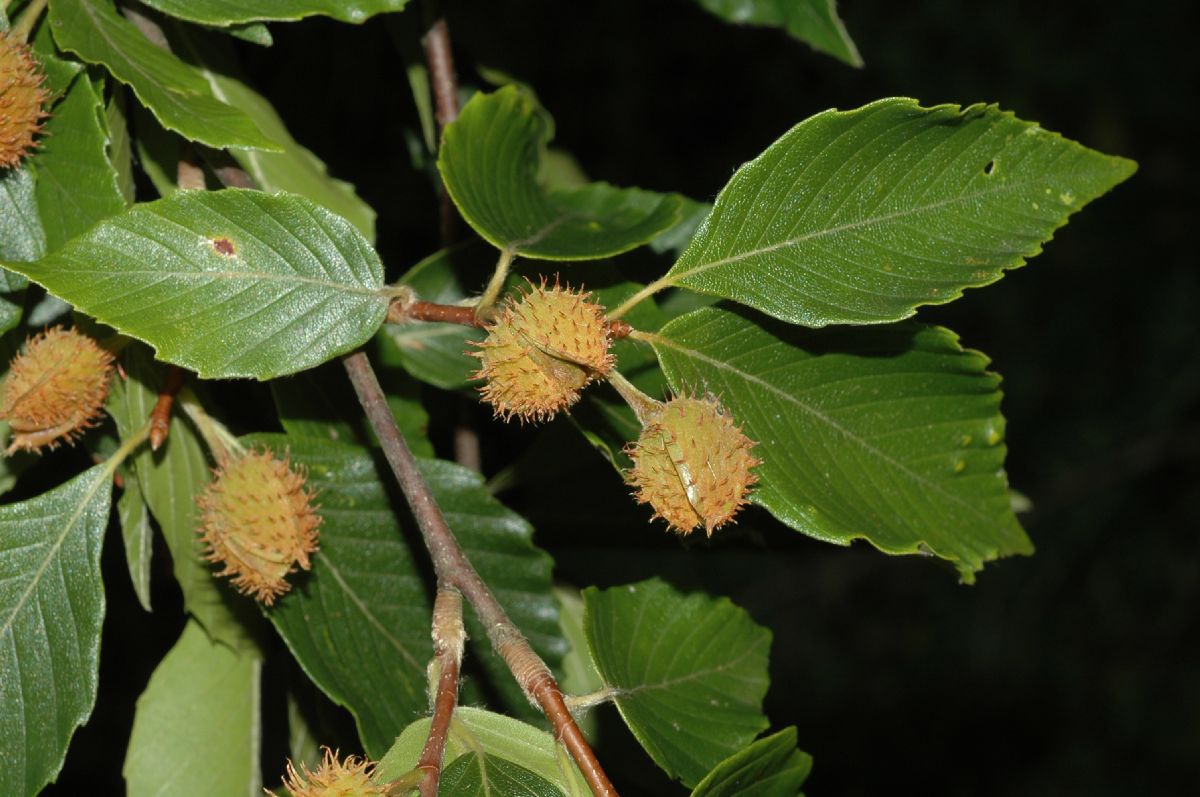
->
[{"left": 211, "top": 237, "right": 236, "bottom": 256}]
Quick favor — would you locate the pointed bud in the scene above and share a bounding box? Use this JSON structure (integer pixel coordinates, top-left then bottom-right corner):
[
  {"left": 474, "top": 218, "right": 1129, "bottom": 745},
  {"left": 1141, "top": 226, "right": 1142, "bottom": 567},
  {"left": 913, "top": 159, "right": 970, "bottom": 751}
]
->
[
  {"left": 197, "top": 449, "right": 320, "bottom": 605},
  {"left": 269, "top": 748, "right": 385, "bottom": 797},
  {"left": 627, "top": 395, "right": 759, "bottom": 536},
  {"left": 0, "top": 32, "right": 50, "bottom": 169},
  {"left": 1, "top": 326, "right": 114, "bottom": 455},
  {"left": 471, "top": 278, "right": 613, "bottom": 423}
]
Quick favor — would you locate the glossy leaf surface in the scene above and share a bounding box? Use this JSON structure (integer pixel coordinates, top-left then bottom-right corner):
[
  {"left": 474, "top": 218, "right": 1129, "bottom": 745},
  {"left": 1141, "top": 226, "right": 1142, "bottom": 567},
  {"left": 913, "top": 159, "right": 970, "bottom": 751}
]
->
[
  {"left": 584, "top": 579, "right": 771, "bottom": 787},
  {"left": 0, "top": 464, "right": 113, "bottom": 797},
  {"left": 660, "top": 99, "right": 1136, "bottom": 326},
  {"left": 377, "top": 707, "right": 588, "bottom": 794},
  {"left": 439, "top": 87, "right": 684, "bottom": 260},
  {"left": 691, "top": 728, "right": 812, "bottom": 797},
  {"left": 649, "top": 305, "right": 1032, "bottom": 580},
  {"left": 139, "top": 0, "right": 408, "bottom": 25},
  {"left": 5, "top": 189, "right": 389, "bottom": 379},
  {"left": 696, "top": 0, "right": 862, "bottom": 66},
  {"left": 261, "top": 436, "right": 562, "bottom": 757},
  {"left": 49, "top": 0, "right": 275, "bottom": 150},
  {"left": 123, "top": 621, "right": 262, "bottom": 797}
]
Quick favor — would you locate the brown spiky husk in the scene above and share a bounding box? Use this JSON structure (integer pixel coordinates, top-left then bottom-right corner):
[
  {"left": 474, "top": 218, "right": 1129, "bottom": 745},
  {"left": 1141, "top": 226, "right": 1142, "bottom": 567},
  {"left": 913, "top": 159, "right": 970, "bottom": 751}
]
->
[
  {"left": 197, "top": 449, "right": 321, "bottom": 605},
  {"left": 0, "top": 327, "right": 114, "bottom": 455},
  {"left": 0, "top": 33, "right": 50, "bottom": 169},
  {"left": 269, "top": 748, "right": 385, "bottom": 797},
  {"left": 470, "top": 278, "right": 614, "bottom": 423},
  {"left": 627, "top": 395, "right": 760, "bottom": 536}
]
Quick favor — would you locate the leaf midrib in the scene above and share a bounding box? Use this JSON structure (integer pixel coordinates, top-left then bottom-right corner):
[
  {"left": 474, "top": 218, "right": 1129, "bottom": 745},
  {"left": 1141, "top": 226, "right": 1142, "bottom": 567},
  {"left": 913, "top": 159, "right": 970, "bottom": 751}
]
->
[
  {"left": 47, "top": 264, "right": 382, "bottom": 297},
  {"left": 0, "top": 468, "right": 107, "bottom": 640},
  {"left": 669, "top": 174, "right": 1050, "bottom": 287}
]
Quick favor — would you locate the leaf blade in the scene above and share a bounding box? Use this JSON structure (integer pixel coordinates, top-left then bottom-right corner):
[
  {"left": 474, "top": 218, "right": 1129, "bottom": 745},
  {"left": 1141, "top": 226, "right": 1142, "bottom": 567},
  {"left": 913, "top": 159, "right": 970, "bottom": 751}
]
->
[
  {"left": 650, "top": 305, "right": 1032, "bottom": 579},
  {"left": 695, "top": 0, "right": 862, "bottom": 66},
  {"left": 0, "top": 464, "right": 113, "bottom": 797},
  {"left": 138, "top": 0, "right": 409, "bottom": 25},
  {"left": 123, "top": 620, "right": 263, "bottom": 797},
  {"left": 49, "top": 0, "right": 276, "bottom": 150},
  {"left": 439, "top": 86, "right": 685, "bottom": 260},
  {"left": 663, "top": 99, "right": 1136, "bottom": 326},
  {"left": 690, "top": 727, "right": 812, "bottom": 797},
  {"left": 5, "top": 189, "right": 389, "bottom": 379},
  {"left": 583, "top": 578, "right": 772, "bottom": 787}
]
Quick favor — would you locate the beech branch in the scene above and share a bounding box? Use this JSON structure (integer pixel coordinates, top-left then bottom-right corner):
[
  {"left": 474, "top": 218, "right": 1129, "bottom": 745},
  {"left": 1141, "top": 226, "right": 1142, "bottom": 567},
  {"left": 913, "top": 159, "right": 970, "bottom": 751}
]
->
[
  {"left": 343, "top": 350, "right": 619, "bottom": 797},
  {"left": 415, "top": 586, "right": 465, "bottom": 797}
]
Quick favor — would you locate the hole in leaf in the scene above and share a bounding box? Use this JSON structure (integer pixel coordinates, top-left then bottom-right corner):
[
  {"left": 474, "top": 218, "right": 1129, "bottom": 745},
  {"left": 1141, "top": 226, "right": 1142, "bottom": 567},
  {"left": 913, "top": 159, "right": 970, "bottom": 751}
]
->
[{"left": 983, "top": 159, "right": 997, "bottom": 176}]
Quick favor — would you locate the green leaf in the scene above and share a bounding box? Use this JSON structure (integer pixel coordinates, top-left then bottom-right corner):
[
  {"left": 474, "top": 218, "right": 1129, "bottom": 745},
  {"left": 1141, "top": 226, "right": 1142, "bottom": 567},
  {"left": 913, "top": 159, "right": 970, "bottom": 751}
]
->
[
  {"left": 31, "top": 70, "right": 126, "bottom": 252},
  {"left": 695, "top": 0, "right": 862, "bottom": 67},
  {"left": 172, "top": 28, "right": 377, "bottom": 242},
  {"left": 583, "top": 579, "right": 771, "bottom": 787},
  {"left": 139, "top": 0, "right": 409, "bottom": 25},
  {"left": 441, "top": 753, "right": 567, "bottom": 797},
  {"left": 690, "top": 728, "right": 812, "bottom": 797},
  {"left": 1, "top": 167, "right": 44, "bottom": 275},
  {"left": 0, "top": 463, "right": 114, "bottom": 797},
  {"left": 49, "top": 0, "right": 277, "bottom": 150},
  {"left": 439, "top": 86, "right": 685, "bottom": 260},
  {"left": 376, "top": 706, "right": 589, "bottom": 795},
  {"left": 260, "top": 436, "right": 563, "bottom": 756},
  {"left": 5, "top": 189, "right": 389, "bottom": 379},
  {"left": 654, "top": 99, "right": 1136, "bottom": 327},
  {"left": 649, "top": 305, "right": 1033, "bottom": 580},
  {"left": 118, "top": 472, "right": 154, "bottom": 612},
  {"left": 107, "top": 346, "right": 255, "bottom": 648},
  {"left": 123, "top": 620, "right": 263, "bottom": 797},
  {"left": 105, "top": 88, "right": 137, "bottom": 206}
]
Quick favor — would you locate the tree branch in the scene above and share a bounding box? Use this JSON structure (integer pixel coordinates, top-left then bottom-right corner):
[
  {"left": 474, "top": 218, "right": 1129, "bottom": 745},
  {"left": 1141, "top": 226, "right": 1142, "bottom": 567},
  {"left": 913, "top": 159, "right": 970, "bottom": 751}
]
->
[
  {"left": 416, "top": 586, "right": 465, "bottom": 797},
  {"left": 342, "top": 350, "right": 618, "bottom": 797},
  {"left": 423, "top": 17, "right": 461, "bottom": 245}
]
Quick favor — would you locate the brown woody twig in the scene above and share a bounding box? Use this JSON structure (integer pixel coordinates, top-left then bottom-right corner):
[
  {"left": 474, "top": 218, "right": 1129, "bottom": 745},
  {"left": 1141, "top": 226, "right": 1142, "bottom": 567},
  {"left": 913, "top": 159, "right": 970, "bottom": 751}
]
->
[
  {"left": 148, "top": 365, "right": 185, "bottom": 451},
  {"left": 342, "top": 351, "right": 618, "bottom": 796},
  {"left": 415, "top": 586, "right": 466, "bottom": 797}
]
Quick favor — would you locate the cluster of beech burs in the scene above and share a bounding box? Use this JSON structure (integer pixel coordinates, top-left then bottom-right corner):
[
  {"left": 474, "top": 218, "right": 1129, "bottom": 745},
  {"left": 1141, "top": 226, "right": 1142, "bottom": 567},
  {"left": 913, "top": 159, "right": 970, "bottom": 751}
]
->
[
  {"left": 2, "top": 28, "right": 760, "bottom": 600},
  {"left": 471, "top": 279, "right": 760, "bottom": 534}
]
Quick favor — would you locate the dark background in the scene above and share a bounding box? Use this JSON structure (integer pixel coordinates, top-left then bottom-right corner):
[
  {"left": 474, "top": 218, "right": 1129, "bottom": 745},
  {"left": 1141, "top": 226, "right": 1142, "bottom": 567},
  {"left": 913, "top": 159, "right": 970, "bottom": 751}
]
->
[{"left": 48, "top": 1, "right": 1196, "bottom": 795}]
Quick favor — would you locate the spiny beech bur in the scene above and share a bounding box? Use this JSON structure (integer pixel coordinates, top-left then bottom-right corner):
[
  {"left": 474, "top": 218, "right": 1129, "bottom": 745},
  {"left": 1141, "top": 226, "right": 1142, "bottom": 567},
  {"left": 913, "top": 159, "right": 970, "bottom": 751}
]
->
[
  {"left": 0, "top": 31, "right": 49, "bottom": 169},
  {"left": 627, "top": 394, "right": 760, "bottom": 535},
  {"left": 471, "top": 279, "right": 614, "bottom": 422},
  {"left": 0, "top": 326, "right": 114, "bottom": 455},
  {"left": 197, "top": 449, "right": 321, "bottom": 605},
  {"left": 269, "top": 748, "right": 385, "bottom": 797}
]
